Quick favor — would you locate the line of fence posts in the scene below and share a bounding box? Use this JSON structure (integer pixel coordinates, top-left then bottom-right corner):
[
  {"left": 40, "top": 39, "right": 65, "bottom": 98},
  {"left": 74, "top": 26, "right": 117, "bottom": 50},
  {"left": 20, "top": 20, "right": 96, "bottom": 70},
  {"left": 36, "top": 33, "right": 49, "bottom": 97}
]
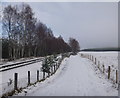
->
[
  {"left": 13, "top": 56, "right": 64, "bottom": 91},
  {"left": 80, "top": 54, "right": 118, "bottom": 84},
  {"left": 14, "top": 70, "right": 40, "bottom": 91},
  {"left": 13, "top": 69, "right": 54, "bottom": 91},
  {"left": 12, "top": 54, "right": 118, "bottom": 92}
]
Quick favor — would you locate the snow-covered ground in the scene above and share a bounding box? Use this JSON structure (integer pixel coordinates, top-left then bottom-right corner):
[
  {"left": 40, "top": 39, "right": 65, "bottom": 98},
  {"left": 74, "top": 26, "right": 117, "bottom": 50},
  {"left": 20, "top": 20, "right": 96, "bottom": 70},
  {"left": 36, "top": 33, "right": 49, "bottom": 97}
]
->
[
  {"left": 80, "top": 51, "right": 118, "bottom": 84},
  {"left": 80, "top": 51, "right": 118, "bottom": 69},
  {"left": 14, "top": 53, "right": 118, "bottom": 96},
  {"left": 0, "top": 54, "right": 62, "bottom": 97},
  {"left": 0, "top": 60, "right": 43, "bottom": 97}
]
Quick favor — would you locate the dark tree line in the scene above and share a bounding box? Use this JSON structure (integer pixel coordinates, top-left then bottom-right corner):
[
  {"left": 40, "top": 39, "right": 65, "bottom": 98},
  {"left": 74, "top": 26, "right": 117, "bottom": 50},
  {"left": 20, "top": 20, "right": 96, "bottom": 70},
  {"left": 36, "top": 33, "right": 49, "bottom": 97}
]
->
[
  {"left": 69, "top": 38, "right": 80, "bottom": 54},
  {"left": 2, "top": 3, "right": 80, "bottom": 60}
]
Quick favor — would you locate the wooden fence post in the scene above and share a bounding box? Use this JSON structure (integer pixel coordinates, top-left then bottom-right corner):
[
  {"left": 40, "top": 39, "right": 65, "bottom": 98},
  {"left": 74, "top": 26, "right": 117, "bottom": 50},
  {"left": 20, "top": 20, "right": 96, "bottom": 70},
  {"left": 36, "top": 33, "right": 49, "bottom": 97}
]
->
[
  {"left": 14, "top": 73, "right": 18, "bottom": 90},
  {"left": 92, "top": 56, "right": 93, "bottom": 61},
  {"left": 28, "top": 71, "right": 30, "bottom": 85},
  {"left": 103, "top": 64, "right": 105, "bottom": 73},
  {"left": 51, "top": 66, "right": 53, "bottom": 75},
  {"left": 43, "top": 71, "right": 45, "bottom": 79},
  {"left": 37, "top": 70, "right": 39, "bottom": 81},
  {"left": 48, "top": 70, "right": 50, "bottom": 77},
  {"left": 98, "top": 61, "right": 99, "bottom": 69},
  {"left": 56, "top": 63, "right": 58, "bottom": 70},
  {"left": 54, "top": 65, "right": 56, "bottom": 73},
  {"left": 116, "top": 70, "right": 118, "bottom": 83},
  {"left": 95, "top": 58, "right": 96, "bottom": 65},
  {"left": 108, "top": 66, "right": 111, "bottom": 79},
  {"left": 55, "top": 63, "right": 57, "bottom": 70}
]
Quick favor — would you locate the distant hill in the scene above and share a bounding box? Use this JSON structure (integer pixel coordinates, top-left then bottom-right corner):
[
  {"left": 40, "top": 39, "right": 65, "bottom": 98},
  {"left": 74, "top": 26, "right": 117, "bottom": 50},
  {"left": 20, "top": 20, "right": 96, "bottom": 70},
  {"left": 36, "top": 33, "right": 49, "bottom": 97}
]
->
[{"left": 81, "top": 47, "right": 120, "bottom": 51}]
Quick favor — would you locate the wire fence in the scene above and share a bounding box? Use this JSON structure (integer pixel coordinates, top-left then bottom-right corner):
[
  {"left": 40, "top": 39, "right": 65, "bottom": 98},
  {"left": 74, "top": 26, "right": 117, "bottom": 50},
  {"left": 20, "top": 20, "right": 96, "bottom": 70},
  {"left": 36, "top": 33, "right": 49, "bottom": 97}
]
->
[
  {"left": 1, "top": 53, "right": 71, "bottom": 97},
  {"left": 80, "top": 53, "right": 119, "bottom": 87}
]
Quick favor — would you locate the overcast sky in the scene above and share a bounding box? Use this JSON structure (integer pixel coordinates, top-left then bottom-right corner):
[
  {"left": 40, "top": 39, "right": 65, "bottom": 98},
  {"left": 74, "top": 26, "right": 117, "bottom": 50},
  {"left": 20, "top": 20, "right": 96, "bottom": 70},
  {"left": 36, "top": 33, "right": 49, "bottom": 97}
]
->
[{"left": 1, "top": 1, "right": 118, "bottom": 49}]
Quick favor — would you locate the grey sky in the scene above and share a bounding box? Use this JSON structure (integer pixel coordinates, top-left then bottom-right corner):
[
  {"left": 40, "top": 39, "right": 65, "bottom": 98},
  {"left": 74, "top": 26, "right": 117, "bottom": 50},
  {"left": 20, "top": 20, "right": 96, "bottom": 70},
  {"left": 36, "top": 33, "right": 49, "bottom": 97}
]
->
[{"left": 1, "top": 2, "right": 118, "bottom": 49}]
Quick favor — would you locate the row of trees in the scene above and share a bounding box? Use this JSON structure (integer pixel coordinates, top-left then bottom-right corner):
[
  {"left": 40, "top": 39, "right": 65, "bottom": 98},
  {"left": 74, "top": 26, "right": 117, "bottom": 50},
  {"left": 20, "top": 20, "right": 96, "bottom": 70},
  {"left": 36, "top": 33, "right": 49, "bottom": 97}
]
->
[{"left": 2, "top": 3, "right": 80, "bottom": 60}]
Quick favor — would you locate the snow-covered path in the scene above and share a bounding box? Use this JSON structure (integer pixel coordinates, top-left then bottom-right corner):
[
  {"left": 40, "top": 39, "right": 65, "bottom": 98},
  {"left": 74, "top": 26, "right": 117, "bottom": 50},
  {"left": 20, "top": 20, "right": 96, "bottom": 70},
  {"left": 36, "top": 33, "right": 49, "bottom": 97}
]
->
[{"left": 17, "top": 54, "right": 118, "bottom": 96}]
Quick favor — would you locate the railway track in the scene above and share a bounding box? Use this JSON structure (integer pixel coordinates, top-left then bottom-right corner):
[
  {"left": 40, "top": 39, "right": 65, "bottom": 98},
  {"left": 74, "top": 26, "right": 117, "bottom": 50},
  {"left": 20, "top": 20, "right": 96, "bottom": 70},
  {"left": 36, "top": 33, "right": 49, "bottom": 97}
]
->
[{"left": 0, "top": 58, "right": 44, "bottom": 72}]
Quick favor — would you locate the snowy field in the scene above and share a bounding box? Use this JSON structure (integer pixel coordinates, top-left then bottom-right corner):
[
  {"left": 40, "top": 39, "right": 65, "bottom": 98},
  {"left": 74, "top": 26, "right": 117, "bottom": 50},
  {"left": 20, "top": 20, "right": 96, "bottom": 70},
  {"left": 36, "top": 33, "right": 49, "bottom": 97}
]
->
[
  {"left": 13, "top": 52, "right": 118, "bottom": 96},
  {"left": 80, "top": 51, "right": 118, "bottom": 70},
  {"left": 80, "top": 51, "right": 118, "bottom": 84}
]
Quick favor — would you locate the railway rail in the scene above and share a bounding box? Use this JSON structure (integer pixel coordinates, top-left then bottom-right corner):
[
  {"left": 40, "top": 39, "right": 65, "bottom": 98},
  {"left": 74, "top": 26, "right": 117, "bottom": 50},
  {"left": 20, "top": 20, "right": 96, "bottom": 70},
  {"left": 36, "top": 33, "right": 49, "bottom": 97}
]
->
[{"left": 0, "top": 58, "right": 44, "bottom": 72}]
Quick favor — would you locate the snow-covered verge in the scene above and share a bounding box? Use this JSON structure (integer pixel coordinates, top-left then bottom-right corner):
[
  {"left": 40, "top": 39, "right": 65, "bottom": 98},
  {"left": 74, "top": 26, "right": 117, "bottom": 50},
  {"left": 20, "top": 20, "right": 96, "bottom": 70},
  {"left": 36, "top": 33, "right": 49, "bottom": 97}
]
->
[
  {"left": 0, "top": 61, "right": 43, "bottom": 97},
  {"left": 79, "top": 51, "right": 118, "bottom": 85},
  {"left": 14, "top": 53, "right": 118, "bottom": 96},
  {"left": 0, "top": 54, "right": 63, "bottom": 97}
]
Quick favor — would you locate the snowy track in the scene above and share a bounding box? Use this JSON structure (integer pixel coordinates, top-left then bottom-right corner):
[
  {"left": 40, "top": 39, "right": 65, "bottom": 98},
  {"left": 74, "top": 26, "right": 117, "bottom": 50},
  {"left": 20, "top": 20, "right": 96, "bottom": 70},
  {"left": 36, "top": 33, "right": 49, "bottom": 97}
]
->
[
  {"left": 16, "top": 54, "right": 118, "bottom": 96},
  {"left": 0, "top": 58, "right": 43, "bottom": 72}
]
